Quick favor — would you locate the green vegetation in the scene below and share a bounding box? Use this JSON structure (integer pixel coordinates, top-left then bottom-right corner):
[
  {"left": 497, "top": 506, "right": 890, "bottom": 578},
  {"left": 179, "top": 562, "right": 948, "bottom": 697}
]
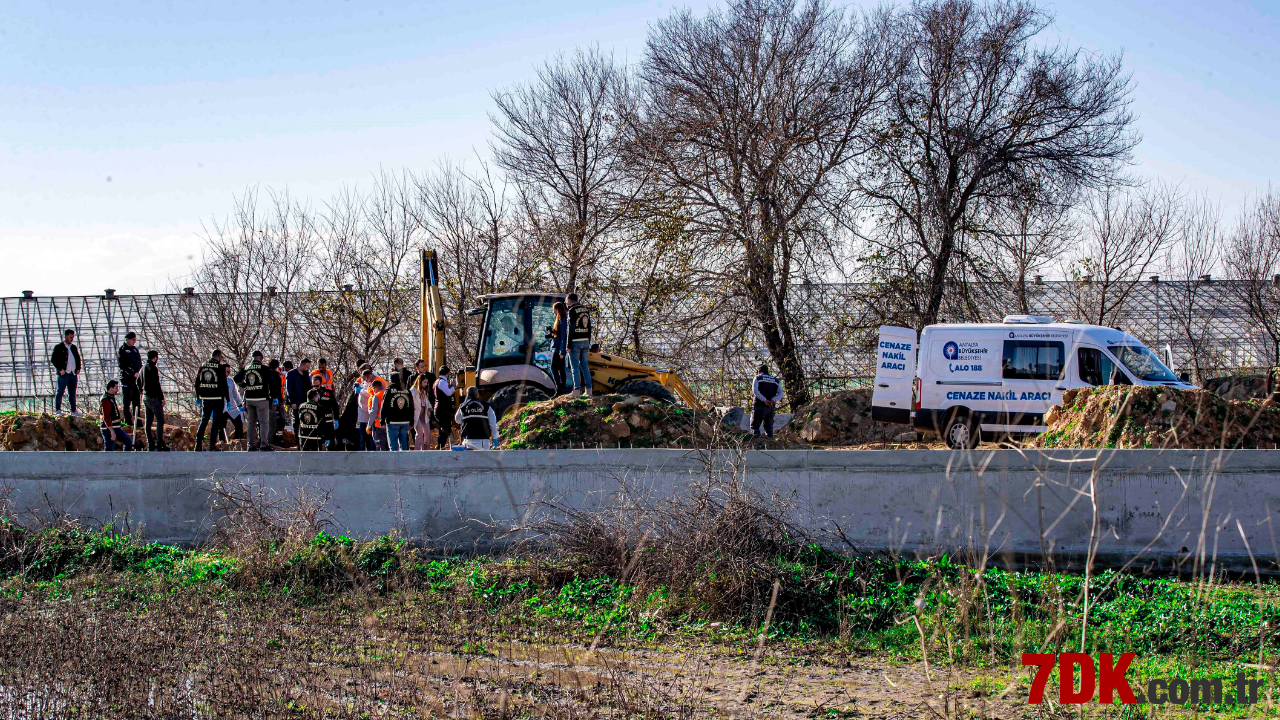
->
[
  {"left": 5, "top": 522, "right": 1278, "bottom": 666},
  {"left": 4, "top": 511, "right": 1277, "bottom": 716}
]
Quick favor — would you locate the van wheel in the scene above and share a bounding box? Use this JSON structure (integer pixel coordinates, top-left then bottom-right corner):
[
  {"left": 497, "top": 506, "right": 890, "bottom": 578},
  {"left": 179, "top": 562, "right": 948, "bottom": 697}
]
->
[{"left": 943, "top": 413, "right": 979, "bottom": 450}]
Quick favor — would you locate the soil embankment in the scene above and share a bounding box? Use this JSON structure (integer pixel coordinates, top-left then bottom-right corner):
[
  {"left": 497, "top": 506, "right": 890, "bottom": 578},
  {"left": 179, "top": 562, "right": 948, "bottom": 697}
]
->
[{"left": 1034, "top": 385, "right": 1280, "bottom": 449}]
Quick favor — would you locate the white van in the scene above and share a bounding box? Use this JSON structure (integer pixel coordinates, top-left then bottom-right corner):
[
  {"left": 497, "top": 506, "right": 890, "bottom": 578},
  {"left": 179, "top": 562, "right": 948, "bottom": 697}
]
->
[{"left": 870, "top": 315, "right": 1196, "bottom": 449}]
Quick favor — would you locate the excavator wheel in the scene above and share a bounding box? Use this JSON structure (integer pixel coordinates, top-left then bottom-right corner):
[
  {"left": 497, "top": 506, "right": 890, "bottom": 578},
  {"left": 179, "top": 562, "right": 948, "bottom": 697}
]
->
[
  {"left": 616, "top": 379, "right": 677, "bottom": 406},
  {"left": 489, "top": 383, "right": 552, "bottom": 420}
]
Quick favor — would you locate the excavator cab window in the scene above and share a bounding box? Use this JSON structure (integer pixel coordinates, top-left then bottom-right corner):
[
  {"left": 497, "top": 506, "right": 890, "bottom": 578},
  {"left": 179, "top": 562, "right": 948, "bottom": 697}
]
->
[
  {"left": 480, "top": 298, "right": 527, "bottom": 367},
  {"left": 529, "top": 300, "right": 557, "bottom": 373}
]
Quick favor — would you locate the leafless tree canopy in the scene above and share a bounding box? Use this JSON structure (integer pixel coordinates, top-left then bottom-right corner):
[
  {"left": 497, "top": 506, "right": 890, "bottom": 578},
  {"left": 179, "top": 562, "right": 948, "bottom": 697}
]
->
[
  {"left": 490, "top": 47, "right": 634, "bottom": 293},
  {"left": 1163, "top": 194, "right": 1224, "bottom": 382},
  {"left": 155, "top": 0, "right": 1275, "bottom": 409},
  {"left": 1225, "top": 190, "right": 1280, "bottom": 367},
  {"left": 858, "top": 0, "right": 1138, "bottom": 330},
  {"left": 1062, "top": 182, "right": 1181, "bottom": 326},
  {"left": 626, "top": 0, "right": 899, "bottom": 408}
]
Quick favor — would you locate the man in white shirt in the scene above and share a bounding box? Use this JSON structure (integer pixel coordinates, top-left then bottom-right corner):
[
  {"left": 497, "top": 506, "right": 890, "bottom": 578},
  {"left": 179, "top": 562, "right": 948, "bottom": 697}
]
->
[
  {"left": 51, "top": 328, "right": 83, "bottom": 416},
  {"left": 434, "top": 367, "right": 456, "bottom": 449}
]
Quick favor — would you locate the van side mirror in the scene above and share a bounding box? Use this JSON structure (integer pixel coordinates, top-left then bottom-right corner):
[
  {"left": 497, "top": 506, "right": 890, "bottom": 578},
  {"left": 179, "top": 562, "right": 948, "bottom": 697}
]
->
[{"left": 1178, "top": 371, "right": 1190, "bottom": 383}]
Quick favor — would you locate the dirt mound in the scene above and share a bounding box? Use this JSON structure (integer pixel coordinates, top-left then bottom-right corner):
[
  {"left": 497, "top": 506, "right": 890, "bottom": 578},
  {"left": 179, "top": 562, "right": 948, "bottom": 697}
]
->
[
  {"left": 1033, "top": 386, "right": 1280, "bottom": 449},
  {"left": 499, "top": 394, "right": 782, "bottom": 449},
  {"left": 0, "top": 412, "right": 201, "bottom": 451},
  {"left": 1203, "top": 374, "right": 1275, "bottom": 401},
  {"left": 779, "top": 389, "right": 915, "bottom": 446}
]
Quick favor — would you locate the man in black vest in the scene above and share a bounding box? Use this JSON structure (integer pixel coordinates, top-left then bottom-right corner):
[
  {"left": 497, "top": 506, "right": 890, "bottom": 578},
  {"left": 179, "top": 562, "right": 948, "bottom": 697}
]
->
[
  {"left": 454, "top": 386, "right": 499, "bottom": 450},
  {"left": 309, "top": 373, "right": 339, "bottom": 450},
  {"left": 194, "top": 349, "right": 229, "bottom": 451},
  {"left": 117, "top": 331, "right": 143, "bottom": 428},
  {"left": 750, "top": 364, "right": 784, "bottom": 438},
  {"left": 381, "top": 376, "right": 415, "bottom": 451},
  {"left": 295, "top": 389, "right": 327, "bottom": 451},
  {"left": 235, "top": 350, "right": 273, "bottom": 451},
  {"left": 566, "top": 293, "right": 593, "bottom": 397}
]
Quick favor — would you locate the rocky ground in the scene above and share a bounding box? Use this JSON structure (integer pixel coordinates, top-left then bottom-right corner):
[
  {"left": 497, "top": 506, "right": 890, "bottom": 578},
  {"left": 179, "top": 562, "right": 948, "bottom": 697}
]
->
[
  {"left": 1033, "top": 385, "right": 1280, "bottom": 450},
  {"left": 777, "top": 389, "right": 917, "bottom": 447},
  {"left": 497, "top": 393, "right": 792, "bottom": 449},
  {"left": 0, "top": 410, "right": 292, "bottom": 451}
]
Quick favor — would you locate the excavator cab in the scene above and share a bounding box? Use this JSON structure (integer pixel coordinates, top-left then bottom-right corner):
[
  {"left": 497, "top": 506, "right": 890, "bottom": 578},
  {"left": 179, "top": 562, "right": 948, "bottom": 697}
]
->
[
  {"left": 421, "top": 249, "right": 706, "bottom": 419},
  {"left": 462, "top": 293, "right": 564, "bottom": 415}
]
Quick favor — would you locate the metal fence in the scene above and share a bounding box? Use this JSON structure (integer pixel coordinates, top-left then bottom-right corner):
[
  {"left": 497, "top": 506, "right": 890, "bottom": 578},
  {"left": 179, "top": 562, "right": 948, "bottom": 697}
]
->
[{"left": 1, "top": 279, "right": 1269, "bottom": 413}]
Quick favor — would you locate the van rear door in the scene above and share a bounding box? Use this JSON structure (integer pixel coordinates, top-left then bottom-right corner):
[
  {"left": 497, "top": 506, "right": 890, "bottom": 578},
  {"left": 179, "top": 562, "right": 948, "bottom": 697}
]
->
[{"left": 871, "top": 326, "right": 917, "bottom": 423}]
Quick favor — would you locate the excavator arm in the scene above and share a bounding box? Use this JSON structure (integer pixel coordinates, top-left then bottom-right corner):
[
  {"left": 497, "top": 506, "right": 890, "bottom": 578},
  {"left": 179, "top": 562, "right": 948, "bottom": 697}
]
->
[
  {"left": 420, "top": 249, "right": 446, "bottom": 373},
  {"left": 655, "top": 369, "right": 707, "bottom": 414}
]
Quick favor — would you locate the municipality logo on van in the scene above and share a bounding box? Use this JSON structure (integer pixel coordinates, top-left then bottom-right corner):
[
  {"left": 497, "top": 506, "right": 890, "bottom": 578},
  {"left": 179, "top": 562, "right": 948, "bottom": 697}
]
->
[{"left": 943, "top": 341, "right": 959, "bottom": 360}]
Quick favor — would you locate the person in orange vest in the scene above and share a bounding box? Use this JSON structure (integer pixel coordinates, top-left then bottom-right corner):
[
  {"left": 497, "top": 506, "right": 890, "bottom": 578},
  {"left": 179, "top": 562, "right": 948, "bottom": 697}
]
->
[
  {"left": 312, "top": 357, "right": 334, "bottom": 390},
  {"left": 365, "top": 378, "right": 388, "bottom": 451}
]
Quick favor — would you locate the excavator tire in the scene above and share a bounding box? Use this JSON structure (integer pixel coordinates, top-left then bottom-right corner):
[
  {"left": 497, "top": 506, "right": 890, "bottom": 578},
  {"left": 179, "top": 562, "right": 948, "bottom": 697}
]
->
[
  {"left": 489, "top": 383, "right": 552, "bottom": 420},
  {"left": 616, "top": 379, "right": 677, "bottom": 406}
]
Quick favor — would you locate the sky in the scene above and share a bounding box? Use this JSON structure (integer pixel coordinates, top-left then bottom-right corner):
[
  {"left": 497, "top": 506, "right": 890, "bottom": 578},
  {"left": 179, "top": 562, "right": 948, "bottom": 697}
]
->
[{"left": 1, "top": 0, "right": 1277, "bottom": 296}]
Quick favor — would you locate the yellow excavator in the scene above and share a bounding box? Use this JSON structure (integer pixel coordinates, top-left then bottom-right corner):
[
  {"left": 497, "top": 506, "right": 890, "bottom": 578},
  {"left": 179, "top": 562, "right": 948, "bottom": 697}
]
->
[{"left": 420, "top": 249, "right": 707, "bottom": 418}]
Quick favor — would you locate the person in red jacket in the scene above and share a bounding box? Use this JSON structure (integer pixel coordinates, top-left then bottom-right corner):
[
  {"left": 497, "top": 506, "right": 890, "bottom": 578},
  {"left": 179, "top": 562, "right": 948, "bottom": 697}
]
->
[{"left": 99, "top": 380, "right": 134, "bottom": 451}]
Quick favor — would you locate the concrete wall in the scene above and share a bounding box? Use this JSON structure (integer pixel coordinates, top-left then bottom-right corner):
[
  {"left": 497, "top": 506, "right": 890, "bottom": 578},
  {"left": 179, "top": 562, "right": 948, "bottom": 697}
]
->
[{"left": 4, "top": 449, "right": 1279, "bottom": 570}]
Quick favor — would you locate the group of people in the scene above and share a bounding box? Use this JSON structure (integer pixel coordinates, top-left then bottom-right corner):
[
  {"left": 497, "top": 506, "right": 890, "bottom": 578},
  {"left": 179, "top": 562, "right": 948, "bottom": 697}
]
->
[
  {"left": 547, "top": 293, "right": 595, "bottom": 397},
  {"left": 53, "top": 306, "right": 787, "bottom": 451},
  {"left": 51, "top": 327, "right": 500, "bottom": 452},
  {"left": 191, "top": 352, "right": 500, "bottom": 452}
]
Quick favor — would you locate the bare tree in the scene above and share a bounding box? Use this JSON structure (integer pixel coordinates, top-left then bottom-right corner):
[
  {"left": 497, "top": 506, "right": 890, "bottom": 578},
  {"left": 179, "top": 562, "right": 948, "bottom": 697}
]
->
[
  {"left": 1224, "top": 190, "right": 1280, "bottom": 371},
  {"left": 300, "top": 172, "right": 420, "bottom": 397},
  {"left": 859, "top": 0, "right": 1137, "bottom": 330},
  {"left": 1163, "top": 194, "right": 1223, "bottom": 382},
  {"left": 490, "top": 47, "right": 634, "bottom": 293},
  {"left": 973, "top": 183, "right": 1074, "bottom": 314},
  {"left": 157, "top": 187, "right": 319, "bottom": 394},
  {"left": 629, "top": 0, "right": 899, "bottom": 409},
  {"left": 599, "top": 207, "right": 706, "bottom": 362},
  {"left": 1063, "top": 182, "right": 1181, "bottom": 326},
  {"left": 417, "top": 159, "right": 547, "bottom": 370}
]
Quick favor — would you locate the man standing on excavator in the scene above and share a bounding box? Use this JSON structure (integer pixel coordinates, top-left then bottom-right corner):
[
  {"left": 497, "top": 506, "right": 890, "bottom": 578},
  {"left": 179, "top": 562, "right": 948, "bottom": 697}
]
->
[{"left": 566, "top": 293, "right": 593, "bottom": 397}]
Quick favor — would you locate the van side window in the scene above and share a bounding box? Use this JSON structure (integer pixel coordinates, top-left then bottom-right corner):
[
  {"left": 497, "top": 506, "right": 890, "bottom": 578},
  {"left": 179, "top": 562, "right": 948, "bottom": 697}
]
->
[
  {"left": 1002, "top": 341, "right": 1065, "bottom": 380},
  {"left": 1077, "top": 347, "right": 1117, "bottom": 386}
]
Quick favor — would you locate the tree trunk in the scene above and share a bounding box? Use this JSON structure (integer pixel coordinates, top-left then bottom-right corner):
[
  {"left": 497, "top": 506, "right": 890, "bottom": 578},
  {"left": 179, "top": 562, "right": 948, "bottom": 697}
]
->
[
  {"left": 921, "top": 227, "right": 956, "bottom": 329},
  {"left": 745, "top": 281, "right": 811, "bottom": 412}
]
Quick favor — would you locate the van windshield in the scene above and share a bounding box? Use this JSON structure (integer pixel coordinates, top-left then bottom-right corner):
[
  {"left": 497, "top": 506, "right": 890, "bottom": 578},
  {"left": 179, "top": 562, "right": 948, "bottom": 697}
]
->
[{"left": 1112, "top": 345, "right": 1179, "bottom": 382}]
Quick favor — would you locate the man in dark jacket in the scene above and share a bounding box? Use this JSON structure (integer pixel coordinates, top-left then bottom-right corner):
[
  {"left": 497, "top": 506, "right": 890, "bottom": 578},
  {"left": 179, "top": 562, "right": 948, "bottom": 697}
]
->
[
  {"left": 295, "top": 389, "right": 331, "bottom": 451},
  {"left": 566, "top": 294, "right": 593, "bottom": 397},
  {"left": 268, "top": 358, "right": 286, "bottom": 444},
  {"left": 142, "top": 349, "right": 169, "bottom": 451},
  {"left": 286, "top": 357, "right": 312, "bottom": 431},
  {"left": 117, "top": 332, "right": 143, "bottom": 427},
  {"left": 235, "top": 351, "right": 273, "bottom": 451},
  {"left": 750, "top": 364, "right": 784, "bottom": 438},
  {"left": 99, "top": 380, "right": 134, "bottom": 451},
  {"left": 194, "top": 350, "right": 229, "bottom": 451},
  {"left": 455, "top": 386, "right": 499, "bottom": 450},
  {"left": 381, "top": 376, "right": 415, "bottom": 451},
  {"left": 309, "top": 373, "right": 340, "bottom": 450},
  {"left": 50, "top": 328, "right": 83, "bottom": 415}
]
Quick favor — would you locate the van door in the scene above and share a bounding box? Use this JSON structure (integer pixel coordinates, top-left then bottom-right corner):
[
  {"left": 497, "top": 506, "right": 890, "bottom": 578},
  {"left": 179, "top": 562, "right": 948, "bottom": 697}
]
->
[
  {"left": 871, "top": 326, "right": 917, "bottom": 423},
  {"left": 996, "top": 333, "right": 1069, "bottom": 428}
]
